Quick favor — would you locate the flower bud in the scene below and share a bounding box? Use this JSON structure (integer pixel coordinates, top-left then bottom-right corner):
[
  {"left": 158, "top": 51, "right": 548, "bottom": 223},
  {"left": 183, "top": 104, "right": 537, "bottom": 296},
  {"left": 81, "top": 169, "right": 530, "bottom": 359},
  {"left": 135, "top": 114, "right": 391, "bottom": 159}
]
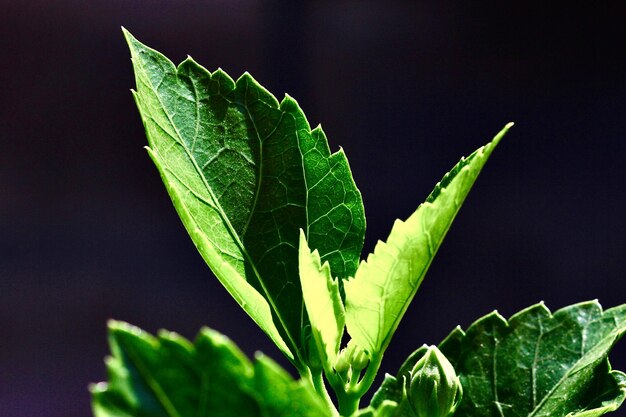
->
[
  {"left": 350, "top": 343, "right": 370, "bottom": 372},
  {"left": 333, "top": 340, "right": 369, "bottom": 379},
  {"left": 406, "top": 346, "right": 462, "bottom": 417},
  {"left": 333, "top": 345, "right": 351, "bottom": 375}
]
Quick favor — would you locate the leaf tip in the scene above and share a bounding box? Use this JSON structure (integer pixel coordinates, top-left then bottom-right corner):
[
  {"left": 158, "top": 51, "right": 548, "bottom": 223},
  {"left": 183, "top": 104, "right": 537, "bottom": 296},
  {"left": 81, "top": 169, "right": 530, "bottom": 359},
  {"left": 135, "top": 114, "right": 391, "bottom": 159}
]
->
[
  {"left": 483, "top": 122, "right": 514, "bottom": 152},
  {"left": 121, "top": 26, "right": 139, "bottom": 49}
]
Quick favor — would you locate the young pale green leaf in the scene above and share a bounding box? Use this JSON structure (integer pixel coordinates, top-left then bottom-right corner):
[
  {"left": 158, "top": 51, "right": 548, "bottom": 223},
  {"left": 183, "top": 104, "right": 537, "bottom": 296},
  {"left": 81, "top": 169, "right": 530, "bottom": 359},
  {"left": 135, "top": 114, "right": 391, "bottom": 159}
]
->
[
  {"left": 344, "top": 123, "right": 513, "bottom": 357},
  {"left": 438, "top": 301, "right": 626, "bottom": 417},
  {"left": 91, "top": 321, "right": 332, "bottom": 417},
  {"left": 123, "top": 29, "right": 365, "bottom": 364},
  {"left": 298, "top": 230, "right": 345, "bottom": 365}
]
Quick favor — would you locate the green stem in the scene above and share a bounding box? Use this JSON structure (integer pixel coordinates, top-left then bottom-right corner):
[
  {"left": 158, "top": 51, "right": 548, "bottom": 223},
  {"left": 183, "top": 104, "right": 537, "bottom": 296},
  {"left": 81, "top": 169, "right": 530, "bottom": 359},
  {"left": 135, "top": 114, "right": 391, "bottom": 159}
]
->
[
  {"left": 322, "top": 351, "right": 384, "bottom": 416},
  {"left": 337, "top": 391, "right": 360, "bottom": 417},
  {"left": 334, "top": 368, "right": 365, "bottom": 416},
  {"left": 301, "top": 367, "right": 339, "bottom": 416},
  {"left": 353, "top": 353, "right": 383, "bottom": 398}
]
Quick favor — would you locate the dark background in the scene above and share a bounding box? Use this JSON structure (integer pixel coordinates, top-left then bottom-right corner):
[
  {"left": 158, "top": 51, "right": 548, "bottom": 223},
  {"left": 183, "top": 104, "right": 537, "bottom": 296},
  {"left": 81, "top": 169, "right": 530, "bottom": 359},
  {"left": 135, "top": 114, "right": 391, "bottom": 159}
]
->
[{"left": 1, "top": 1, "right": 625, "bottom": 416}]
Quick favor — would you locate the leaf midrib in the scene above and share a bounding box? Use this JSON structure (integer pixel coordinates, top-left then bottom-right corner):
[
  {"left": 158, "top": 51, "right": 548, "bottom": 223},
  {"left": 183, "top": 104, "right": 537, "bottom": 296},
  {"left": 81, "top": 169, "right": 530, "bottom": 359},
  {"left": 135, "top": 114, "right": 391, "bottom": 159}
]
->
[{"left": 134, "top": 55, "right": 299, "bottom": 357}]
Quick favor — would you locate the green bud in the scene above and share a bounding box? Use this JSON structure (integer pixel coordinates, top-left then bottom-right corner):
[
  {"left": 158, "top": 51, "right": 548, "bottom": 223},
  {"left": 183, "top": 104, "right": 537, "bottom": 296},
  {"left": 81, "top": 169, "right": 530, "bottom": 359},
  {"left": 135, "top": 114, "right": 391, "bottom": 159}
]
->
[
  {"left": 351, "top": 342, "right": 370, "bottom": 372},
  {"left": 334, "top": 349, "right": 351, "bottom": 375},
  {"left": 333, "top": 340, "right": 370, "bottom": 379},
  {"left": 406, "top": 346, "right": 462, "bottom": 417}
]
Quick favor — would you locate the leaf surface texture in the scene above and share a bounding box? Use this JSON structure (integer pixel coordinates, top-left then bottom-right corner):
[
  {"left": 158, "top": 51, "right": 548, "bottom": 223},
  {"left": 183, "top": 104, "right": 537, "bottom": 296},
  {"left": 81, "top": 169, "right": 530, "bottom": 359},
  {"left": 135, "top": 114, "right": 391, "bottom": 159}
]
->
[{"left": 439, "top": 301, "right": 626, "bottom": 417}]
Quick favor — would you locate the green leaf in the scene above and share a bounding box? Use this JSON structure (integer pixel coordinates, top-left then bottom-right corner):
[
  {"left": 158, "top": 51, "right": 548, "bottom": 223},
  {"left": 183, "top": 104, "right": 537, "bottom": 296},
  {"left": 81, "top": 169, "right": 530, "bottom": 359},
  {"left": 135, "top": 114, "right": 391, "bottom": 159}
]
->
[
  {"left": 91, "top": 321, "right": 258, "bottom": 417},
  {"left": 123, "top": 29, "right": 365, "bottom": 364},
  {"left": 298, "top": 230, "right": 345, "bottom": 365},
  {"left": 91, "top": 320, "right": 332, "bottom": 417},
  {"left": 344, "top": 123, "right": 513, "bottom": 357},
  {"left": 439, "top": 301, "right": 626, "bottom": 417}
]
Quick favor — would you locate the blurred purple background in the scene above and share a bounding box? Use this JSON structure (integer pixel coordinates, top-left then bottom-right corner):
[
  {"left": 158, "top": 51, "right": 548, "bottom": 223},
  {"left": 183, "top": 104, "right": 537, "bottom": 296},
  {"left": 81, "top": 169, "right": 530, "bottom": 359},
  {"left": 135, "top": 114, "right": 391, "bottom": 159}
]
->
[{"left": 1, "top": 1, "right": 625, "bottom": 416}]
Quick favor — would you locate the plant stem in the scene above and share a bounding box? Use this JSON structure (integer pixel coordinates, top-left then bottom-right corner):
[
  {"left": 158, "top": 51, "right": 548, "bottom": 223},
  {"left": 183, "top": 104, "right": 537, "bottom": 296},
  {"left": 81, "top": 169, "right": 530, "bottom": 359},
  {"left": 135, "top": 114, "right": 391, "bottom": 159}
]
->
[
  {"left": 354, "top": 353, "right": 383, "bottom": 398},
  {"left": 313, "top": 370, "right": 339, "bottom": 416},
  {"left": 337, "top": 391, "right": 360, "bottom": 417},
  {"left": 334, "top": 369, "right": 363, "bottom": 416},
  {"left": 301, "top": 367, "right": 339, "bottom": 416}
]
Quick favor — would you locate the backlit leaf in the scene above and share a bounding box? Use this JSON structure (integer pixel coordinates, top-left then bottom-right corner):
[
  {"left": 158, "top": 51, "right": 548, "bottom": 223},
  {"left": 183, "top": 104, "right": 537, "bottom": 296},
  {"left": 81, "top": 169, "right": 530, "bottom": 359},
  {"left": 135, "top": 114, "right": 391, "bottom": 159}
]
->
[{"left": 344, "top": 124, "right": 513, "bottom": 357}]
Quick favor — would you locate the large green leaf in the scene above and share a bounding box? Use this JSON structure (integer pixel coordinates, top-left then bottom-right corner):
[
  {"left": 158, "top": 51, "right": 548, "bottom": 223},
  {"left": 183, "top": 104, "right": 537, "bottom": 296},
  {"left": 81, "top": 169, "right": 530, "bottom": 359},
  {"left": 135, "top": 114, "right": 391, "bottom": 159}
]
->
[
  {"left": 368, "top": 302, "right": 626, "bottom": 417},
  {"left": 123, "top": 29, "right": 365, "bottom": 364},
  {"left": 438, "top": 301, "right": 626, "bottom": 417},
  {"left": 91, "top": 321, "right": 332, "bottom": 417},
  {"left": 344, "top": 123, "right": 513, "bottom": 357}
]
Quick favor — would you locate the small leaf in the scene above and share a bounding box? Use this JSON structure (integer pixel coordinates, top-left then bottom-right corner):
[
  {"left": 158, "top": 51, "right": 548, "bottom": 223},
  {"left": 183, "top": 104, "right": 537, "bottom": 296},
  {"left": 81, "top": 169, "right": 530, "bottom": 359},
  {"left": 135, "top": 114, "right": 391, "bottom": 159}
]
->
[
  {"left": 298, "top": 230, "right": 345, "bottom": 365},
  {"left": 344, "top": 123, "right": 513, "bottom": 357},
  {"left": 439, "top": 301, "right": 626, "bottom": 417},
  {"left": 123, "top": 29, "right": 365, "bottom": 364},
  {"left": 91, "top": 321, "right": 332, "bottom": 417}
]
